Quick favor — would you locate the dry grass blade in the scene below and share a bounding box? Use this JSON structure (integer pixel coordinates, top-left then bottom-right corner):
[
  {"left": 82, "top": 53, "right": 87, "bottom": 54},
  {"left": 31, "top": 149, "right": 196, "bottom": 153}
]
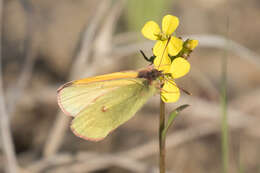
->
[
  {"left": 27, "top": 152, "right": 155, "bottom": 173},
  {"left": 43, "top": 111, "right": 71, "bottom": 157},
  {"left": 26, "top": 153, "right": 72, "bottom": 172},
  {"left": 86, "top": 0, "right": 126, "bottom": 73},
  {"left": 0, "top": 0, "right": 19, "bottom": 172},
  {"left": 94, "top": 0, "right": 126, "bottom": 56},
  {"left": 70, "top": 0, "right": 112, "bottom": 78},
  {"left": 230, "top": 89, "right": 260, "bottom": 112},
  {"left": 6, "top": 0, "right": 38, "bottom": 117},
  {"left": 112, "top": 33, "right": 260, "bottom": 70},
  {"left": 180, "top": 96, "right": 257, "bottom": 130},
  {"left": 188, "top": 67, "right": 219, "bottom": 99},
  {"left": 190, "top": 34, "right": 260, "bottom": 69},
  {"left": 119, "top": 123, "right": 218, "bottom": 160},
  {"left": 0, "top": 75, "right": 19, "bottom": 173}
]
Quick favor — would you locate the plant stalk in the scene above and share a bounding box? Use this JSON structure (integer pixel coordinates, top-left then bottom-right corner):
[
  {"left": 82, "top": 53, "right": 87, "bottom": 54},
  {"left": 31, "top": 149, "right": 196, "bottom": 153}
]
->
[
  {"left": 159, "top": 98, "right": 166, "bottom": 173},
  {"left": 221, "top": 48, "right": 229, "bottom": 173},
  {"left": 221, "top": 14, "right": 229, "bottom": 173}
]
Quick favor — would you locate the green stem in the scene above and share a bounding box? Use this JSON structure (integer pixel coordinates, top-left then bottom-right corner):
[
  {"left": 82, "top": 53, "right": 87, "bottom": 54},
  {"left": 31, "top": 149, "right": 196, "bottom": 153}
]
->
[
  {"left": 159, "top": 98, "right": 166, "bottom": 173},
  {"left": 221, "top": 79, "right": 228, "bottom": 173},
  {"left": 221, "top": 15, "right": 229, "bottom": 173}
]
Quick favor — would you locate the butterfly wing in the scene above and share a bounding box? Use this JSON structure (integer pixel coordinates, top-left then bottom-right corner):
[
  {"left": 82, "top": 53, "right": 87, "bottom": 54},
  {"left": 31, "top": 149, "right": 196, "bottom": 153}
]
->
[
  {"left": 57, "top": 71, "right": 139, "bottom": 117},
  {"left": 57, "top": 72, "right": 159, "bottom": 141}
]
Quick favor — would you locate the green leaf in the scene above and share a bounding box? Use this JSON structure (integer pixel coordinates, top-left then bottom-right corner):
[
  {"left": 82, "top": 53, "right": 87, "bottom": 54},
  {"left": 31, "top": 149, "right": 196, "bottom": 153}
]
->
[{"left": 162, "top": 104, "right": 190, "bottom": 139}]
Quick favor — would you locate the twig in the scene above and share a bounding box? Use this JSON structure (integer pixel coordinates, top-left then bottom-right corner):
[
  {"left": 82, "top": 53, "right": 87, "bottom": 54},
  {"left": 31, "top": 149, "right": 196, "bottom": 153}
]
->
[
  {"left": 27, "top": 152, "right": 156, "bottom": 173},
  {"left": 6, "top": 1, "right": 38, "bottom": 116},
  {"left": 0, "top": 0, "right": 19, "bottom": 172},
  {"left": 51, "top": 154, "right": 147, "bottom": 173}
]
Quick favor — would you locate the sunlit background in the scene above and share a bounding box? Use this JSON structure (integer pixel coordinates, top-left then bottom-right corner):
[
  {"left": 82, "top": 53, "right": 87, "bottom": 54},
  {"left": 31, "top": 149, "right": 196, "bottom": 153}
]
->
[{"left": 1, "top": 0, "right": 260, "bottom": 173}]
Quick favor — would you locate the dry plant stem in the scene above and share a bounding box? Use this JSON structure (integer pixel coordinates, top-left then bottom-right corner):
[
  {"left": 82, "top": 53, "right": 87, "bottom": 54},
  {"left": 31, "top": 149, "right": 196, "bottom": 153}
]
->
[
  {"left": 159, "top": 98, "right": 166, "bottom": 173},
  {"left": 6, "top": 0, "right": 37, "bottom": 116},
  {"left": 0, "top": 0, "right": 19, "bottom": 172},
  {"left": 0, "top": 70, "right": 19, "bottom": 173},
  {"left": 27, "top": 152, "right": 160, "bottom": 173}
]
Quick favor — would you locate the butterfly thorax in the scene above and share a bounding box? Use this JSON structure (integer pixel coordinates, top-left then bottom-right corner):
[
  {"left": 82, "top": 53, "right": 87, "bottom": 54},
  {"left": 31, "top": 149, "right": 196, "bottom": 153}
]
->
[{"left": 137, "top": 68, "right": 162, "bottom": 81}]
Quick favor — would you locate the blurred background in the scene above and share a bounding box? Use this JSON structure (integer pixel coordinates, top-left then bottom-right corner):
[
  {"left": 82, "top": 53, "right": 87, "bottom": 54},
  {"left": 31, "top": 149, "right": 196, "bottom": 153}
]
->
[{"left": 0, "top": 0, "right": 260, "bottom": 173}]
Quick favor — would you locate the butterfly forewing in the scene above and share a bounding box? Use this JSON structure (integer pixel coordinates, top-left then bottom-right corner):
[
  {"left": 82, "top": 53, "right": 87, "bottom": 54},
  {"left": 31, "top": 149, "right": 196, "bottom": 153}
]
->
[{"left": 57, "top": 71, "right": 139, "bottom": 117}]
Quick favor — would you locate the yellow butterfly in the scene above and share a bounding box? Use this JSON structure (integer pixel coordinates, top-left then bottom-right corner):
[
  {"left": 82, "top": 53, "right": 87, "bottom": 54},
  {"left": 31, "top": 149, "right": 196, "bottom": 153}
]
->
[{"left": 57, "top": 67, "right": 163, "bottom": 141}]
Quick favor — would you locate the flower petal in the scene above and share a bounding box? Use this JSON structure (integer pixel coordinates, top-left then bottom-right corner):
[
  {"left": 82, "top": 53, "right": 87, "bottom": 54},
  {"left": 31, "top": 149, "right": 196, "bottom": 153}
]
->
[
  {"left": 154, "top": 52, "right": 171, "bottom": 72},
  {"left": 187, "top": 39, "right": 198, "bottom": 50},
  {"left": 168, "top": 37, "right": 183, "bottom": 56},
  {"left": 162, "top": 15, "right": 179, "bottom": 35},
  {"left": 169, "top": 57, "right": 190, "bottom": 79},
  {"left": 141, "top": 21, "right": 161, "bottom": 40},
  {"left": 153, "top": 40, "right": 168, "bottom": 56},
  {"left": 161, "top": 80, "right": 180, "bottom": 103}
]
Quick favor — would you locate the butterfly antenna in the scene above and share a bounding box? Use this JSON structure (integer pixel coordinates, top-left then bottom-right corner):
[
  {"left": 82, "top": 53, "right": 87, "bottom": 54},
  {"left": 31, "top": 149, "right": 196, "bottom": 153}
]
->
[
  {"left": 179, "top": 86, "right": 192, "bottom": 95},
  {"left": 158, "top": 37, "right": 171, "bottom": 69},
  {"left": 140, "top": 50, "right": 155, "bottom": 63},
  {"left": 140, "top": 50, "right": 150, "bottom": 62}
]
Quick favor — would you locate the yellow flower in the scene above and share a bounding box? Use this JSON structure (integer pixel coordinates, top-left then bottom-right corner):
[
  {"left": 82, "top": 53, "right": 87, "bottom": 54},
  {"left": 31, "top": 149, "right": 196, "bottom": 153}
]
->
[
  {"left": 186, "top": 39, "right": 198, "bottom": 50},
  {"left": 161, "top": 57, "right": 190, "bottom": 103},
  {"left": 153, "top": 49, "right": 171, "bottom": 72},
  {"left": 141, "top": 14, "right": 191, "bottom": 103},
  {"left": 141, "top": 15, "right": 183, "bottom": 68}
]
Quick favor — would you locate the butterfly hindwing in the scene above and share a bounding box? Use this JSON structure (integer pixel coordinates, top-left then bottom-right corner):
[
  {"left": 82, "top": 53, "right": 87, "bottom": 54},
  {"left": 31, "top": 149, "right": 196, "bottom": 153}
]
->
[
  {"left": 70, "top": 78, "right": 158, "bottom": 141},
  {"left": 57, "top": 71, "right": 159, "bottom": 141}
]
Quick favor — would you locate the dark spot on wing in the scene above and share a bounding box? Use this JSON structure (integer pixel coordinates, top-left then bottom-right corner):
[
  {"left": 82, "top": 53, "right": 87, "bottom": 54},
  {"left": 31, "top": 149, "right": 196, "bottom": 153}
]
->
[{"left": 101, "top": 106, "right": 108, "bottom": 112}]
